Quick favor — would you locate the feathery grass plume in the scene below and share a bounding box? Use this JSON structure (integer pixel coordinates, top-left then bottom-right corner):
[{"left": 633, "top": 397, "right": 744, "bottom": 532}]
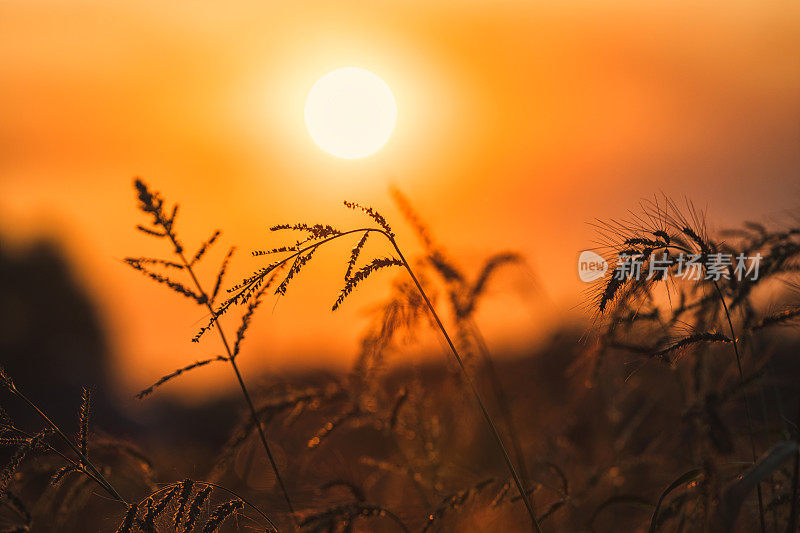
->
[
  {"left": 212, "top": 380, "right": 346, "bottom": 477},
  {"left": 184, "top": 486, "right": 212, "bottom": 532},
  {"left": 275, "top": 248, "right": 316, "bottom": 296},
  {"left": 202, "top": 499, "right": 244, "bottom": 533},
  {"left": 233, "top": 273, "right": 278, "bottom": 357},
  {"left": 389, "top": 187, "right": 434, "bottom": 247},
  {"left": 153, "top": 485, "right": 181, "bottom": 516},
  {"left": 0, "top": 366, "right": 15, "bottom": 391},
  {"left": 390, "top": 187, "right": 465, "bottom": 283},
  {"left": 750, "top": 306, "right": 800, "bottom": 331},
  {"left": 345, "top": 231, "right": 370, "bottom": 281},
  {"left": 0, "top": 368, "right": 126, "bottom": 506},
  {"left": 50, "top": 464, "right": 81, "bottom": 486},
  {"left": 652, "top": 332, "right": 732, "bottom": 363},
  {"left": 271, "top": 222, "right": 342, "bottom": 239},
  {"left": 140, "top": 497, "right": 156, "bottom": 533},
  {"left": 0, "top": 436, "right": 27, "bottom": 448},
  {"left": 133, "top": 178, "right": 181, "bottom": 252},
  {"left": 391, "top": 188, "right": 537, "bottom": 507},
  {"left": 429, "top": 251, "right": 465, "bottom": 284},
  {"left": 136, "top": 357, "right": 228, "bottom": 399},
  {"left": 223, "top": 197, "right": 540, "bottom": 528},
  {"left": 459, "top": 252, "right": 523, "bottom": 318},
  {"left": 210, "top": 246, "right": 235, "bottom": 305},
  {"left": 129, "top": 181, "right": 298, "bottom": 520},
  {"left": 0, "top": 429, "right": 52, "bottom": 496},
  {"left": 681, "top": 226, "right": 711, "bottom": 255},
  {"left": 124, "top": 258, "right": 206, "bottom": 303},
  {"left": 191, "top": 230, "right": 221, "bottom": 265},
  {"left": 333, "top": 257, "right": 403, "bottom": 311},
  {"left": 173, "top": 479, "right": 195, "bottom": 529},
  {"left": 115, "top": 503, "right": 139, "bottom": 533},
  {"left": 352, "top": 277, "right": 430, "bottom": 391},
  {"left": 194, "top": 262, "right": 285, "bottom": 342},
  {"left": 252, "top": 245, "right": 299, "bottom": 256},
  {"left": 586, "top": 197, "right": 800, "bottom": 530},
  {"left": 343, "top": 200, "right": 394, "bottom": 238},
  {"left": 300, "top": 502, "right": 408, "bottom": 532},
  {"left": 124, "top": 257, "right": 184, "bottom": 269},
  {"left": 588, "top": 196, "right": 709, "bottom": 316},
  {"left": 136, "top": 225, "right": 166, "bottom": 238},
  {"left": 76, "top": 387, "right": 91, "bottom": 459}
]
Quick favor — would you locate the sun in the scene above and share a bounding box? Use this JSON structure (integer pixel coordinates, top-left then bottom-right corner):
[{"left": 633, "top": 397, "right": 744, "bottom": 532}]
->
[{"left": 304, "top": 67, "right": 397, "bottom": 159}]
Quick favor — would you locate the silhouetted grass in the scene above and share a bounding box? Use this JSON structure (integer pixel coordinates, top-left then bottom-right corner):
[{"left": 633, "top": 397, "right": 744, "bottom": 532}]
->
[{"left": 1, "top": 185, "right": 799, "bottom": 532}]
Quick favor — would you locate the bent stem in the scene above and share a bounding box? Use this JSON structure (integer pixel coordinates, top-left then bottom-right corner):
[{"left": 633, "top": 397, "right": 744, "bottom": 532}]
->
[
  {"left": 221, "top": 227, "right": 540, "bottom": 529},
  {"left": 9, "top": 385, "right": 126, "bottom": 505},
  {"left": 171, "top": 238, "right": 298, "bottom": 528},
  {"left": 387, "top": 237, "right": 542, "bottom": 533}
]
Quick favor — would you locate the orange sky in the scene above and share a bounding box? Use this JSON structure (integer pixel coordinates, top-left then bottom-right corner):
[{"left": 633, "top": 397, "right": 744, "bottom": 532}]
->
[{"left": 2, "top": 0, "right": 799, "bottom": 399}]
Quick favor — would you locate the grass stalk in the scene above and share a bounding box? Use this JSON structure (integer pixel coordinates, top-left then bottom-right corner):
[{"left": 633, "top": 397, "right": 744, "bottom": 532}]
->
[
  {"left": 712, "top": 280, "right": 765, "bottom": 533},
  {"left": 221, "top": 226, "right": 541, "bottom": 530},
  {"left": 468, "top": 318, "right": 533, "bottom": 500},
  {"left": 7, "top": 384, "right": 126, "bottom": 505},
  {"left": 386, "top": 236, "right": 543, "bottom": 532},
  {"left": 138, "top": 480, "right": 279, "bottom": 531},
  {"left": 169, "top": 235, "right": 298, "bottom": 527}
]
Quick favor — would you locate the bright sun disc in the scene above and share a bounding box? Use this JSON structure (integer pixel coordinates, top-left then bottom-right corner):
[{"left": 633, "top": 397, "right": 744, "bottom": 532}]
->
[{"left": 304, "top": 67, "right": 397, "bottom": 159}]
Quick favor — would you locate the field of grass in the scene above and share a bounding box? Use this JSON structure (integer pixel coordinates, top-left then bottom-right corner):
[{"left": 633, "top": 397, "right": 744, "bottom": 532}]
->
[{"left": 1, "top": 181, "right": 799, "bottom": 532}]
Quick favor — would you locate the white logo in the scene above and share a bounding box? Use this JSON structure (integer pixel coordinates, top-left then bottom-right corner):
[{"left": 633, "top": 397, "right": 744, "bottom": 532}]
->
[{"left": 578, "top": 250, "right": 608, "bottom": 282}]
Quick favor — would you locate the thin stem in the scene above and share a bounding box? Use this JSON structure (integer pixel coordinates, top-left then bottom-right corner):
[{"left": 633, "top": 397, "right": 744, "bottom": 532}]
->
[
  {"left": 604, "top": 242, "right": 767, "bottom": 530},
  {"left": 172, "top": 242, "right": 298, "bottom": 527},
  {"left": 712, "top": 280, "right": 765, "bottom": 533},
  {"left": 9, "top": 386, "right": 126, "bottom": 504},
  {"left": 8, "top": 425, "right": 110, "bottom": 494},
  {"left": 212, "top": 228, "right": 379, "bottom": 320},
  {"left": 387, "top": 237, "right": 542, "bottom": 533},
  {"left": 221, "top": 227, "right": 541, "bottom": 530}
]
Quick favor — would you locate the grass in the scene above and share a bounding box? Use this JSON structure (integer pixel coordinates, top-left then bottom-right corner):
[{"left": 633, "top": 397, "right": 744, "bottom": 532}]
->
[
  {"left": 0, "top": 185, "right": 799, "bottom": 532},
  {"left": 127, "top": 179, "right": 296, "bottom": 528}
]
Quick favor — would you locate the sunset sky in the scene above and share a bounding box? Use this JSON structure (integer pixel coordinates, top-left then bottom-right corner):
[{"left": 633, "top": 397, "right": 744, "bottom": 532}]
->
[{"left": 2, "top": 0, "right": 799, "bottom": 399}]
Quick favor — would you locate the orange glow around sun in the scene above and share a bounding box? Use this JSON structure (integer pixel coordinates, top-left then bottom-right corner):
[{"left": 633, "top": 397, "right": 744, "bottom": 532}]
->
[{"left": 305, "top": 67, "right": 397, "bottom": 159}]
